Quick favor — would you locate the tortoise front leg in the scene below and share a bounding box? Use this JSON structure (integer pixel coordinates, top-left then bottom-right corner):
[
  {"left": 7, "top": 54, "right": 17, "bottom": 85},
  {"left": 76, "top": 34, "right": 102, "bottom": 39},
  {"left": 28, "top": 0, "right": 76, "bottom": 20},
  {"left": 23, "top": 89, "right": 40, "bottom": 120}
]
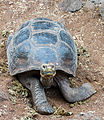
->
[
  {"left": 18, "top": 75, "right": 54, "bottom": 114},
  {"left": 55, "top": 72, "right": 96, "bottom": 103}
]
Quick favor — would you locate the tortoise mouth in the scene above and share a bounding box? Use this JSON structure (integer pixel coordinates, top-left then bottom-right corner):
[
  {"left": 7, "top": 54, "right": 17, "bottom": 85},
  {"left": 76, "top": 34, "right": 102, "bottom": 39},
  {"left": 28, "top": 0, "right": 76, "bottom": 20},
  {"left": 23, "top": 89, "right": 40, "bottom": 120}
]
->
[
  {"left": 40, "top": 71, "right": 56, "bottom": 78},
  {"left": 40, "top": 63, "right": 56, "bottom": 78}
]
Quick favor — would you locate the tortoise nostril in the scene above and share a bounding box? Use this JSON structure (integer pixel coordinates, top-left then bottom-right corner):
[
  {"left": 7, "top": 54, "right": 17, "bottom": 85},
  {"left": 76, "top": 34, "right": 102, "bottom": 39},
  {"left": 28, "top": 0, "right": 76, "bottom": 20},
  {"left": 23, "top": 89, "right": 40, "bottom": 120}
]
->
[
  {"left": 52, "top": 65, "right": 55, "bottom": 68},
  {"left": 42, "top": 65, "right": 46, "bottom": 69},
  {"left": 43, "top": 65, "right": 45, "bottom": 68}
]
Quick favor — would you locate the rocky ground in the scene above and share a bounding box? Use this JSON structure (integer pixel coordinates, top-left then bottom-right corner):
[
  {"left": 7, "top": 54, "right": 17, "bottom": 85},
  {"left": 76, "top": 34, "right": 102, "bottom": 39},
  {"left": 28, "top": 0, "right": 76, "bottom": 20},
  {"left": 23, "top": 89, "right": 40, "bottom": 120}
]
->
[{"left": 0, "top": 0, "right": 104, "bottom": 120}]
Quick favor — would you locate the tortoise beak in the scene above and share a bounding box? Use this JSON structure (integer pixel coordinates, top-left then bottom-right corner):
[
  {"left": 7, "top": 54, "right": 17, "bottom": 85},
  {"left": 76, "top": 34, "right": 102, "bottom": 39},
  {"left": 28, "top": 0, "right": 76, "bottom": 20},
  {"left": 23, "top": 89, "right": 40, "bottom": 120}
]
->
[
  {"left": 40, "top": 63, "right": 56, "bottom": 78},
  {"left": 40, "top": 70, "right": 56, "bottom": 78}
]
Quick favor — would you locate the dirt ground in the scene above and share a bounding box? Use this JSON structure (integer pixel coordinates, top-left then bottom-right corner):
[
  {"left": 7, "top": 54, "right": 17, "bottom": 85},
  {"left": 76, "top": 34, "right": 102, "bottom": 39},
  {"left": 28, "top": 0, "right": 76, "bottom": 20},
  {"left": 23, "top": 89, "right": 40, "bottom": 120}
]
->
[{"left": 0, "top": 0, "right": 104, "bottom": 120}]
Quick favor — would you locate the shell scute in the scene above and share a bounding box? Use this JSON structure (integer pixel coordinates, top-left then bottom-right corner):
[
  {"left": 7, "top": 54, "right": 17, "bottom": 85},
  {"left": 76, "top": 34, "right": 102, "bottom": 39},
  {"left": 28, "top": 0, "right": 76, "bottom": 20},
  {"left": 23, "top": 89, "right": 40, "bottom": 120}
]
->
[
  {"left": 7, "top": 35, "right": 13, "bottom": 47},
  {"left": 19, "top": 21, "right": 30, "bottom": 30},
  {"left": 33, "top": 48, "right": 57, "bottom": 64},
  {"left": 10, "top": 42, "right": 31, "bottom": 74},
  {"left": 57, "top": 42, "right": 73, "bottom": 64},
  {"left": 33, "top": 32, "right": 57, "bottom": 45},
  {"left": 14, "top": 28, "right": 30, "bottom": 45},
  {"left": 60, "top": 30, "right": 76, "bottom": 52},
  {"left": 57, "top": 42, "right": 76, "bottom": 75},
  {"left": 15, "top": 42, "right": 31, "bottom": 59},
  {"left": 32, "top": 21, "right": 57, "bottom": 30}
]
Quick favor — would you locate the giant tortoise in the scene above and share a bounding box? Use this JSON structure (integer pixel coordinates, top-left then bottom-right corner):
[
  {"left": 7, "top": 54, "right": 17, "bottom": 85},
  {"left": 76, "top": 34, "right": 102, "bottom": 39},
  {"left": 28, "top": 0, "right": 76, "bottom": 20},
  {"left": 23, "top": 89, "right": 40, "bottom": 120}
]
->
[{"left": 7, "top": 18, "right": 96, "bottom": 114}]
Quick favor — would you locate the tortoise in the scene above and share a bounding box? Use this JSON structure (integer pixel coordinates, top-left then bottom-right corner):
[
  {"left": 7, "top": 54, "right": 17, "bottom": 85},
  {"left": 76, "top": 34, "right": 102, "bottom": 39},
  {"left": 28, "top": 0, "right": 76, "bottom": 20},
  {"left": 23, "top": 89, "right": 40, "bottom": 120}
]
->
[{"left": 7, "top": 18, "right": 96, "bottom": 114}]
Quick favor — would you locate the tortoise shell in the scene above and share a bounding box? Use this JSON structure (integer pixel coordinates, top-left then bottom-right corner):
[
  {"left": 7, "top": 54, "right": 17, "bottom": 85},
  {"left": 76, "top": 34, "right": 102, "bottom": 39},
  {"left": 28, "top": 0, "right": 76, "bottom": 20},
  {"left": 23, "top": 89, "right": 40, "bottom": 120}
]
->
[{"left": 7, "top": 18, "right": 77, "bottom": 76}]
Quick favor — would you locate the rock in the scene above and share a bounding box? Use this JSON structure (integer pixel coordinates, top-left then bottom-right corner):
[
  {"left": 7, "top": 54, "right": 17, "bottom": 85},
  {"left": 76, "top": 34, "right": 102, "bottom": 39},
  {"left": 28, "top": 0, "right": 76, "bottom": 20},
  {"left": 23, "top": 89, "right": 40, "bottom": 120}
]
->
[
  {"left": 90, "top": 0, "right": 104, "bottom": 4},
  {"left": 21, "top": 0, "right": 27, "bottom": 2},
  {"left": 59, "top": 0, "right": 82, "bottom": 12},
  {"left": 0, "top": 111, "right": 2, "bottom": 117},
  {"left": 99, "top": 1, "right": 104, "bottom": 19},
  {"left": 0, "top": 90, "right": 9, "bottom": 101},
  {"left": 84, "top": 0, "right": 95, "bottom": 11},
  {"left": 80, "top": 112, "right": 86, "bottom": 116},
  {"left": 8, "top": 1, "right": 14, "bottom": 5}
]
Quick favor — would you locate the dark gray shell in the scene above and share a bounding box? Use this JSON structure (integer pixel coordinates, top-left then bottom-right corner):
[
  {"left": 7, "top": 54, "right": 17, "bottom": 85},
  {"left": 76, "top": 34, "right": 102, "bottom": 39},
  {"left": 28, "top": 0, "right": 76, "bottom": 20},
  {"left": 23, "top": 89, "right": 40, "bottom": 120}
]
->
[{"left": 7, "top": 18, "right": 77, "bottom": 76}]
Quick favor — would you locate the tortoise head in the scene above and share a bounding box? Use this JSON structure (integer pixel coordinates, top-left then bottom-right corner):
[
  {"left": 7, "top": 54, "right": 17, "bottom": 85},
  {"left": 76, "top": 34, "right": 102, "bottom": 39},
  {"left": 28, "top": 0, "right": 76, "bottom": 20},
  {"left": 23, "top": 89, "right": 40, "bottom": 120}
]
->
[{"left": 40, "top": 63, "right": 56, "bottom": 79}]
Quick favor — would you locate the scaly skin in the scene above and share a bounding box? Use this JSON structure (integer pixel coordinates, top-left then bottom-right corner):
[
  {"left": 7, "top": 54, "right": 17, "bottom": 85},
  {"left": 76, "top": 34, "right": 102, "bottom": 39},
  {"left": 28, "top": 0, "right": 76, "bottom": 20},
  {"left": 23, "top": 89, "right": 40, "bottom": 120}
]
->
[
  {"left": 55, "top": 72, "right": 96, "bottom": 102},
  {"left": 18, "top": 74, "right": 54, "bottom": 114},
  {"left": 30, "top": 78, "right": 54, "bottom": 114},
  {"left": 18, "top": 70, "right": 96, "bottom": 114}
]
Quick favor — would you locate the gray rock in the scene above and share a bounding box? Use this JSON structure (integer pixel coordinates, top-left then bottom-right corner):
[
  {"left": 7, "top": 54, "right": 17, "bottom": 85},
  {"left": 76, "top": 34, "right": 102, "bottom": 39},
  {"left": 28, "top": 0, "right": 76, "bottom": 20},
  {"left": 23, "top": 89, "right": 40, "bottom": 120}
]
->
[
  {"left": 0, "top": 90, "right": 9, "bottom": 101},
  {"left": 84, "top": 0, "right": 95, "bottom": 10},
  {"left": 59, "top": 0, "right": 82, "bottom": 12},
  {"left": 90, "top": 0, "right": 104, "bottom": 4},
  {"left": 99, "top": 1, "right": 104, "bottom": 19},
  {"left": 8, "top": 1, "right": 14, "bottom": 5},
  {"left": 84, "top": 0, "right": 104, "bottom": 20}
]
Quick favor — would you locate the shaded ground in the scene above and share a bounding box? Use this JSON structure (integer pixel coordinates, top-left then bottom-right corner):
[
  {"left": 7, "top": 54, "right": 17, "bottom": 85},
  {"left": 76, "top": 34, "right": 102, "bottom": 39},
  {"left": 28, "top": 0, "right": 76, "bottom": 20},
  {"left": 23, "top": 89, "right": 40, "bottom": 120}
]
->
[{"left": 0, "top": 0, "right": 104, "bottom": 120}]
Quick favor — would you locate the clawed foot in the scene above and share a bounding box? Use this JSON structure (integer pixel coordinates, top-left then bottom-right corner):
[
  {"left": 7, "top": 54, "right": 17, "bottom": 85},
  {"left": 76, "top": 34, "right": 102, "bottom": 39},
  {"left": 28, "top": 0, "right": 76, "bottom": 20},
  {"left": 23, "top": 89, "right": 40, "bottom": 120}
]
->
[
  {"left": 58, "top": 79, "right": 96, "bottom": 103},
  {"left": 79, "top": 83, "right": 96, "bottom": 100},
  {"left": 66, "top": 82, "right": 96, "bottom": 102},
  {"left": 34, "top": 101, "right": 54, "bottom": 114},
  {"left": 29, "top": 77, "right": 54, "bottom": 114},
  {"left": 18, "top": 75, "right": 54, "bottom": 115}
]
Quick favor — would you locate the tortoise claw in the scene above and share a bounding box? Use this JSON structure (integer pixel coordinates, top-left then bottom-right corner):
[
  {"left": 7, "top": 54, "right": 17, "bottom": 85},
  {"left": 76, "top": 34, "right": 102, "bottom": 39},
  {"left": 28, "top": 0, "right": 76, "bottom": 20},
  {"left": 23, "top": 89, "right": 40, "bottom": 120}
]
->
[
  {"left": 34, "top": 102, "right": 54, "bottom": 115},
  {"left": 30, "top": 77, "right": 54, "bottom": 114},
  {"left": 79, "top": 83, "right": 96, "bottom": 100},
  {"left": 18, "top": 75, "right": 54, "bottom": 114}
]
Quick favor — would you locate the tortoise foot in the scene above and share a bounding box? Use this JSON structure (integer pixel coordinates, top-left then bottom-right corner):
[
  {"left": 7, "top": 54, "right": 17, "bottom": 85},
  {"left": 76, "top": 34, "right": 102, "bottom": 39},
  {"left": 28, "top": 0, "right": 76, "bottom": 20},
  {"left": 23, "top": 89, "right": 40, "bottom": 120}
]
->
[
  {"left": 30, "top": 77, "right": 54, "bottom": 114},
  {"left": 34, "top": 102, "right": 54, "bottom": 114},
  {"left": 79, "top": 83, "right": 96, "bottom": 100},
  {"left": 57, "top": 77, "right": 96, "bottom": 102},
  {"left": 18, "top": 75, "right": 54, "bottom": 114},
  {"left": 64, "top": 83, "right": 96, "bottom": 102}
]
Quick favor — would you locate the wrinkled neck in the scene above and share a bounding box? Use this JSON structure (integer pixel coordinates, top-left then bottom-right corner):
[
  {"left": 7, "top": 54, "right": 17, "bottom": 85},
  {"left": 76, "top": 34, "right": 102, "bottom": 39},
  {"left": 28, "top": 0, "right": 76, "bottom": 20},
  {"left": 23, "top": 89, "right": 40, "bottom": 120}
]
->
[{"left": 40, "top": 76, "right": 54, "bottom": 87}]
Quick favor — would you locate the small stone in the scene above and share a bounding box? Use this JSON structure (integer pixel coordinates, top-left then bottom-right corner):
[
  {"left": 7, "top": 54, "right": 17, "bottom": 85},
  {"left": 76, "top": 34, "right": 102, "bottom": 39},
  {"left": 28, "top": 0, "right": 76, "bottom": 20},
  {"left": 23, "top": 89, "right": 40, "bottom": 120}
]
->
[
  {"left": 0, "top": 41, "right": 5, "bottom": 47},
  {"left": 84, "top": 0, "right": 95, "bottom": 11},
  {"left": 8, "top": 1, "right": 14, "bottom": 5},
  {"left": 20, "top": 118, "right": 25, "bottom": 120},
  {"left": 88, "top": 111, "right": 95, "bottom": 114},
  {"left": 73, "top": 36, "right": 76, "bottom": 40},
  {"left": 69, "top": 104, "right": 75, "bottom": 108},
  {"left": 3, "top": 105, "right": 7, "bottom": 108},
  {"left": 67, "top": 112, "right": 73, "bottom": 115},
  {"left": 95, "top": 81, "right": 101, "bottom": 85},
  {"left": 80, "top": 112, "right": 85, "bottom": 116},
  {"left": 0, "top": 111, "right": 2, "bottom": 117},
  {"left": 9, "top": 30, "right": 14, "bottom": 33},
  {"left": 21, "top": 0, "right": 26, "bottom": 2},
  {"left": 0, "top": 91, "right": 9, "bottom": 101},
  {"left": 99, "top": 1, "right": 104, "bottom": 20},
  {"left": 90, "top": 0, "right": 104, "bottom": 4}
]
